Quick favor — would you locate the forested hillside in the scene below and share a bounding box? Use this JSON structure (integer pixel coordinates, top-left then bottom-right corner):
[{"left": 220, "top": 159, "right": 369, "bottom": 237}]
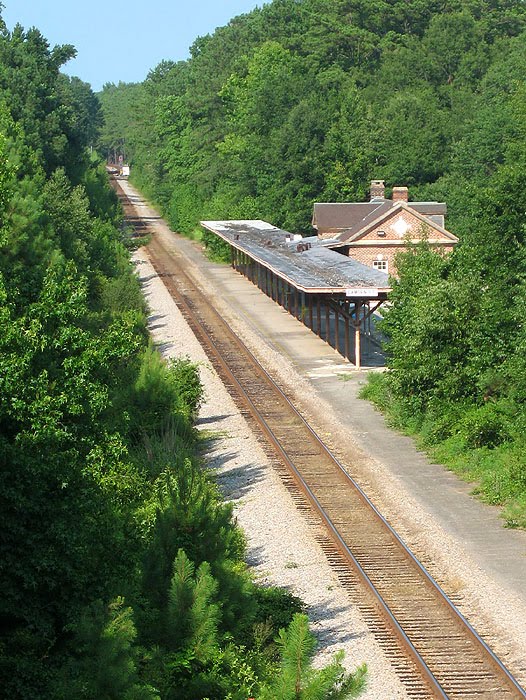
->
[
  {"left": 0, "top": 15, "right": 367, "bottom": 700},
  {"left": 99, "top": 0, "right": 526, "bottom": 527}
]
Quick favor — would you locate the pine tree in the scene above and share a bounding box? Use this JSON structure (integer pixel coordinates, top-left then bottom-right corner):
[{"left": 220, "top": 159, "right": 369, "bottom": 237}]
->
[
  {"left": 259, "top": 613, "right": 367, "bottom": 700},
  {"left": 52, "top": 598, "right": 159, "bottom": 700},
  {"left": 166, "top": 548, "right": 220, "bottom": 662}
]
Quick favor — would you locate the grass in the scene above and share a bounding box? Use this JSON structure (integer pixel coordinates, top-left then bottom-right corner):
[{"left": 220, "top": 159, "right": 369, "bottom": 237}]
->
[
  {"left": 360, "top": 371, "right": 526, "bottom": 529},
  {"left": 198, "top": 429, "right": 232, "bottom": 441}
]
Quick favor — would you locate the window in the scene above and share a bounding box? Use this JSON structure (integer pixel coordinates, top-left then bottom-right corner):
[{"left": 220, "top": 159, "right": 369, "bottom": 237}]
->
[{"left": 373, "top": 259, "right": 388, "bottom": 272}]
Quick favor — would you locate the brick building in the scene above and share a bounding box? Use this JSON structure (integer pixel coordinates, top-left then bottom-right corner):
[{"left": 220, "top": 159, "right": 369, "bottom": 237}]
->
[{"left": 312, "top": 180, "right": 458, "bottom": 276}]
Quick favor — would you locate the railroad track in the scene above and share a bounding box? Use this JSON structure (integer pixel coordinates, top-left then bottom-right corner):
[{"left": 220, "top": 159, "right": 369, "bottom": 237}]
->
[{"left": 114, "top": 180, "right": 526, "bottom": 699}]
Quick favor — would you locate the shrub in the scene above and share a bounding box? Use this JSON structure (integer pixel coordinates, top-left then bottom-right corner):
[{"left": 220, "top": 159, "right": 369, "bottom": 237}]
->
[
  {"left": 169, "top": 357, "right": 203, "bottom": 420},
  {"left": 201, "top": 228, "right": 231, "bottom": 262},
  {"left": 99, "top": 273, "right": 146, "bottom": 316},
  {"left": 130, "top": 348, "right": 202, "bottom": 438},
  {"left": 418, "top": 400, "right": 468, "bottom": 447},
  {"left": 457, "top": 402, "right": 510, "bottom": 449},
  {"left": 253, "top": 586, "right": 305, "bottom": 634},
  {"left": 168, "top": 184, "right": 203, "bottom": 237}
]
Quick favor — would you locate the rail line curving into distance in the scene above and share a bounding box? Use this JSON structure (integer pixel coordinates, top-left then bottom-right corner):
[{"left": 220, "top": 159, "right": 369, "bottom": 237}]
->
[{"left": 114, "top": 179, "right": 526, "bottom": 700}]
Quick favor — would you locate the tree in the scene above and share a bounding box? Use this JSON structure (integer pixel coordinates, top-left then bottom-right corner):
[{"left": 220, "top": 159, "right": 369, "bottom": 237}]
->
[
  {"left": 259, "top": 614, "right": 367, "bottom": 699},
  {"left": 166, "top": 549, "right": 220, "bottom": 659},
  {"left": 53, "top": 599, "right": 159, "bottom": 700}
]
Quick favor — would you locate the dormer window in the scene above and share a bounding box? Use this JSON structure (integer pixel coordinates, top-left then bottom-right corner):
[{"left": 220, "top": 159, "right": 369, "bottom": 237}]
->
[{"left": 377, "top": 230, "right": 386, "bottom": 237}]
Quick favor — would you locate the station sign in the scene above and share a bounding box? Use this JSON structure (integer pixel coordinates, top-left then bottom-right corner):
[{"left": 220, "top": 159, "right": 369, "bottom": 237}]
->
[{"left": 346, "top": 288, "right": 379, "bottom": 297}]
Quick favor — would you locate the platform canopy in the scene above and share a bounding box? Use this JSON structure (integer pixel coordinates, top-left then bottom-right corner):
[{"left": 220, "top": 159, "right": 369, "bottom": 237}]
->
[{"left": 200, "top": 219, "right": 390, "bottom": 299}]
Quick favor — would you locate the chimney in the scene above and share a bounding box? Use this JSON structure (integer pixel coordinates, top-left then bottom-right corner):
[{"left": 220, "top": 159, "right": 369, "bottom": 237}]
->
[
  {"left": 370, "top": 179, "right": 385, "bottom": 201},
  {"left": 392, "top": 186, "right": 409, "bottom": 203}
]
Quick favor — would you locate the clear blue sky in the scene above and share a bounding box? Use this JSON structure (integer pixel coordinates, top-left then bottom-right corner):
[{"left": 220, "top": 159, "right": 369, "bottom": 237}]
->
[{"left": 2, "top": 0, "right": 263, "bottom": 91}]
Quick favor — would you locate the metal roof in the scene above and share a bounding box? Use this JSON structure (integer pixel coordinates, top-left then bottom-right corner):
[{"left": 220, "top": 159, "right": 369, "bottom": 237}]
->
[{"left": 200, "top": 220, "right": 390, "bottom": 295}]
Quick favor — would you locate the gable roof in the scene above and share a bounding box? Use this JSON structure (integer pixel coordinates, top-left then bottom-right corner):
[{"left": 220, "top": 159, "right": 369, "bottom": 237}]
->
[
  {"left": 312, "top": 201, "right": 393, "bottom": 232},
  {"left": 313, "top": 200, "right": 457, "bottom": 244}
]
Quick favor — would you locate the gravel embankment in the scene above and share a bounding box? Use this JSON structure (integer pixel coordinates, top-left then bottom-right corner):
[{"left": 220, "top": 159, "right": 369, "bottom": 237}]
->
[{"left": 132, "top": 247, "right": 408, "bottom": 698}]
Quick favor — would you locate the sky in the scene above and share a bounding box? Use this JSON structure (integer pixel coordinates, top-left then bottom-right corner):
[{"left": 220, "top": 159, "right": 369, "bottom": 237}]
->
[{"left": 2, "top": 0, "right": 264, "bottom": 91}]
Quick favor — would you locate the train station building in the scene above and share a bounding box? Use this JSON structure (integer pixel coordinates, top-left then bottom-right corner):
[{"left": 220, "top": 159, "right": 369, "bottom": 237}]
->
[
  {"left": 312, "top": 180, "right": 458, "bottom": 276},
  {"left": 201, "top": 181, "right": 458, "bottom": 368},
  {"left": 200, "top": 219, "right": 390, "bottom": 368}
]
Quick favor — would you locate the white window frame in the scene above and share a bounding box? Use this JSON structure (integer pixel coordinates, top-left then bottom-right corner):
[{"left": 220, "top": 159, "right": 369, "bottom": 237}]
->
[{"left": 373, "top": 258, "right": 388, "bottom": 272}]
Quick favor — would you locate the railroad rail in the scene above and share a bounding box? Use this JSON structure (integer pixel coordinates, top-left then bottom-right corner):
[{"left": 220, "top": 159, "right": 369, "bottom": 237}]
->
[{"left": 114, "top": 180, "right": 526, "bottom": 699}]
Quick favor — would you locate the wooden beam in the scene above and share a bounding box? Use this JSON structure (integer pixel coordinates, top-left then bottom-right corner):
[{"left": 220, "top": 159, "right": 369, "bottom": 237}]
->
[
  {"left": 354, "top": 301, "right": 362, "bottom": 369},
  {"left": 335, "top": 307, "right": 340, "bottom": 354},
  {"left": 361, "top": 300, "right": 385, "bottom": 323}
]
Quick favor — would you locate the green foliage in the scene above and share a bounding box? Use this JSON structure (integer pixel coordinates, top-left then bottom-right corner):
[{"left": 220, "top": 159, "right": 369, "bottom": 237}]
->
[
  {"left": 259, "top": 613, "right": 367, "bottom": 700},
  {"left": 141, "top": 461, "right": 247, "bottom": 618},
  {"left": 166, "top": 550, "right": 220, "bottom": 659},
  {"left": 169, "top": 356, "right": 204, "bottom": 418},
  {"left": 253, "top": 585, "right": 306, "bottom": 633},
  {"left": 201, "top": 227, "right": 231, "bottom": 262},
  {"left": 98, "top": 0, "right": 526, "bottom": 247},
  {"left": 53, "top": 598, "right": 159, "bottom": 700},
  {"left": 0, "top": 10, "right": 374, "bottom": 698},
  {"left": 128, "top": 347, "right": 202, "bottom": 439},
  {"left": 457, "top": 403, "right": 510, "bottom": 449},
  {"left": 98, "top": 269, "right": 146, "bottom": 317}
]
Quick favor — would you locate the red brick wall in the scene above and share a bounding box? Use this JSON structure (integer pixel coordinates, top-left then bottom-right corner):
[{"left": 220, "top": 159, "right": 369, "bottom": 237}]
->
[
  {"left": 347, "top": 245, "right": 400, "bottom": 276},
  {"left": 345, "top": 207, "right": 456, "bottom": 276},
  {"left": 360, "top": 208, "right": 434, "bottom": 241},
  {"left": 347, "top": 243, "right": 455, "bottom": 276}
]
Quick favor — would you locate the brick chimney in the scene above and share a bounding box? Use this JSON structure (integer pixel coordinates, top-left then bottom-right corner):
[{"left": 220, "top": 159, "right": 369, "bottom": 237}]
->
[
  {"left": 370, "top": 179, "right": 385, "bottom": 201},
  {"left": 392, "top": 186, "right": 409, "bottom": 203}
]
